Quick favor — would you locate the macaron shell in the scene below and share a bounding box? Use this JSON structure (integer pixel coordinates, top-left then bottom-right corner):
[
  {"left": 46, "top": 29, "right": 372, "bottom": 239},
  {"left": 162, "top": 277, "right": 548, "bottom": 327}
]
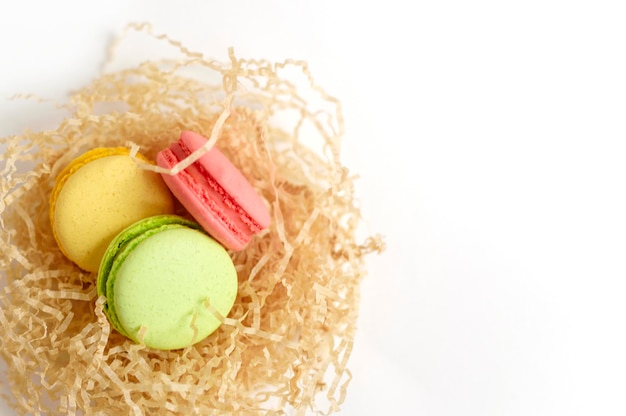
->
[
  {"left": 111, "top": 227, "right": 238, "bottom": 350},
  {"left": 52, "top": 152, "right": 175, "bottom": 272},
  {"left": 180, "top": 131, "right": 270, "bottom": 228}
]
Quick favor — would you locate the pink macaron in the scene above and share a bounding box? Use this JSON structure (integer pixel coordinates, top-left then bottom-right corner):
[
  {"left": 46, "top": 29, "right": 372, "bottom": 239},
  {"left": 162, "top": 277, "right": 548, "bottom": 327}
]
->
[{"left": 156, "top": 131, "right": 270, "bottom": 250}]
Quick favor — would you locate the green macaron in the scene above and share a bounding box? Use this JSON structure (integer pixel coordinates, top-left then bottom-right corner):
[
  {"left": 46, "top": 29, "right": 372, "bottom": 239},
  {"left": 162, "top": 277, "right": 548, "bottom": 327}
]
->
[{"left": 97, "top": 215, "right": 238, "bottom": 350}]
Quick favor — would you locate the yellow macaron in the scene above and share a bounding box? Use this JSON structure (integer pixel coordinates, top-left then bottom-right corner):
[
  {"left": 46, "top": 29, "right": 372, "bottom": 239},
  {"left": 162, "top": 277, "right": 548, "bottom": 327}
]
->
[{"left": 49, "top": 147, "right": 175, "bottom": 272}]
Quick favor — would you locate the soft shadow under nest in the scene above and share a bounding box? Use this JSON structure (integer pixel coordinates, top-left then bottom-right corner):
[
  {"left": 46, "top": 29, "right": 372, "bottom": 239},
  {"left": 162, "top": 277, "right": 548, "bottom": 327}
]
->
[{"left": 0, "top": 27, "right": 384, "bottom": 415}]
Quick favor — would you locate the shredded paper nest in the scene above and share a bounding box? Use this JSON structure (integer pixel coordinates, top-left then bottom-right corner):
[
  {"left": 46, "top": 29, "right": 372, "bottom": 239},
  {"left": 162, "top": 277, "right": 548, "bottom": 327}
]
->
[{"left": 0, "top": 24, "right": 384, "bottom": 415}]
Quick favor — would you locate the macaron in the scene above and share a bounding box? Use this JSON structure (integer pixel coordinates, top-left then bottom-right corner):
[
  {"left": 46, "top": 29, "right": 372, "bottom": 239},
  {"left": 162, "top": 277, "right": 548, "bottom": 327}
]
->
[
  {"left": 156, "top": 131, "right": 270, "bottom": 251},
  {"left": 49, "top": 147, "right": 175, "bottom": 272},
  {"left": 97, "top": 215, "right": 238, "bottom": 350}
]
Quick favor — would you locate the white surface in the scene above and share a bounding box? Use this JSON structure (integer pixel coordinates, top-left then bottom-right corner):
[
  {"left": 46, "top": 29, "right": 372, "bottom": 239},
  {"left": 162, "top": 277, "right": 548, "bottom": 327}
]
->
[{"left": 2, "top": 1, "right": 626, "bottom": 415}]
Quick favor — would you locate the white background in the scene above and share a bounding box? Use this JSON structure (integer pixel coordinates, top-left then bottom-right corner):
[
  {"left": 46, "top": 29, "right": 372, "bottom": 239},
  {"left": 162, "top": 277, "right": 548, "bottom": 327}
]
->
[{"left": 2, "top": 1, "right": 626, "bottom": 415}]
